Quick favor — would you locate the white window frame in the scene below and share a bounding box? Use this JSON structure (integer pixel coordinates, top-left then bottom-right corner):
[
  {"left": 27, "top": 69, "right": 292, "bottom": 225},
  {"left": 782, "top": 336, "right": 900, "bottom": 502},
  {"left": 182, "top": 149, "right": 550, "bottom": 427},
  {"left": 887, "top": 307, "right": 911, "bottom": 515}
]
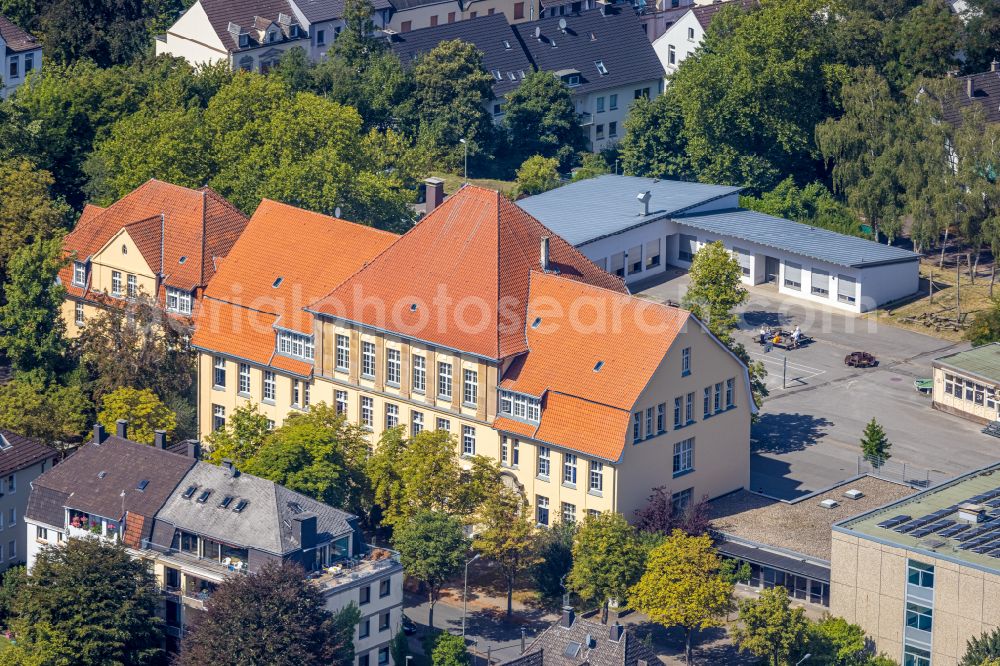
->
[
  {"left": 111, "top": 270, "right": 122, "bottom": 297},
  {"left": 238, "top": 363, "right": 251, "bottom": 395},
  {"left": 263, "top": 371, "right": 276, "bottom": 402},
  {"left": 438, "top": 362, "right": 452, "bottom": 399},
  {"left": 386, "top": 349, "right": 401, "bottom": 386},
  {"left": 385, "top": 403, "right": 399, "bottom": 429},
  {"left": 276, "top": 329, "right": 314, "bottom": 361},
  {"left": 589, "top": 461, "right": 603, "bottom": 492},
  {"left": 463, "top": 369, "right": 478, "bottom": 406},
  {"left": 537, "top": 446, "right": 551, "bottom": 478},
  {"left": 361, "top": 396, "right": 374, "bottom": 427},
  {"left": 499, "top": 390, "right": 540, "bottom": 423},
  {"left": 412, "top": 355, "right": 426, "bottom": 393},
  {"left": 74, "top": 302, "right": 85, "bottom": 326},
  {"left": 213, "top": 357, "right": 226, "bottom": 388},
  {"left": 335, "top": 334, "right": 350, "bottom": 371},
  {"left": 72, "top": 261, "right": 87, "bottom": 287},
  {"left": 336, "top": 390, "right": 348, "bottom": 414},
  {"left": 673, "top": 438, "right": 694, "bottom": 476},
  {"left": 462, "top": 425, "right": 476, "bottom": 456},
  {"left": 166, "top": 287, "right": 192, "bottom": 315},
  {"left": 563, "top": 453, "right": 577, "bottom": 485},
  {"left": 362, "top": 342, "right": 376, "bottom": 378}
]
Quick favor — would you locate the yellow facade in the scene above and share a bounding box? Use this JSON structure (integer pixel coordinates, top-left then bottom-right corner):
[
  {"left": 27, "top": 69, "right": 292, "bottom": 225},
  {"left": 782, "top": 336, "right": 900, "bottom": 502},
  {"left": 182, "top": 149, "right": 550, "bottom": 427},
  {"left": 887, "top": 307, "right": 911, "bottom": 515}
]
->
[
  {"left": 932, "top": 365, "right": 999, "bottom": 424},
  {"left": 198, "top": 313, "right": 750, "bottom": 519}
]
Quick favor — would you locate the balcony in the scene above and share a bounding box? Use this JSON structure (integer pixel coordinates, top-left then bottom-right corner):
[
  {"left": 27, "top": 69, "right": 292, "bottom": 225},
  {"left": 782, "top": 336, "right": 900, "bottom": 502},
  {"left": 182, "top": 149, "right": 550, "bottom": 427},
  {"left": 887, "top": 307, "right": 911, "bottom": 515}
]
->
[
  {"left": 140, "top": 539, "right": 242, "bottom": 581},
  {"left": 578, "top": 111, "right": 594, "bottom": 126},
  {"left": 311, "top": 547, "right": 401, "bottom": 594}
]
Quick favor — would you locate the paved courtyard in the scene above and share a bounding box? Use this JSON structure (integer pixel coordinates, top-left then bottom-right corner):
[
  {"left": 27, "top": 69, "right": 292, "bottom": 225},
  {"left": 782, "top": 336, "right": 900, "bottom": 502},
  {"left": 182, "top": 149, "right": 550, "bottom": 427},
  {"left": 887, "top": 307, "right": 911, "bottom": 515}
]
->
[{"left": 636, "top": 270, "right": 1000, "bottom": 499}]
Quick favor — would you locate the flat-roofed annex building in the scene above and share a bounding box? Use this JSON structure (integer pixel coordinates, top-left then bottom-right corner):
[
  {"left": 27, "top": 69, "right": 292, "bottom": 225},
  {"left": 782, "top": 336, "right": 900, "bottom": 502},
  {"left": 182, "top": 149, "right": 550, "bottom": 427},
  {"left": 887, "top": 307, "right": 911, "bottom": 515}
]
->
[
  {"left": 831, "top": 462, "right": 1000, "bottom": 666},
  {"left": 932, "top": 343, "right": 1000, "bottom": 425},
  {"left": 196, "top": 186, "right": 755, "bottom": 520}
]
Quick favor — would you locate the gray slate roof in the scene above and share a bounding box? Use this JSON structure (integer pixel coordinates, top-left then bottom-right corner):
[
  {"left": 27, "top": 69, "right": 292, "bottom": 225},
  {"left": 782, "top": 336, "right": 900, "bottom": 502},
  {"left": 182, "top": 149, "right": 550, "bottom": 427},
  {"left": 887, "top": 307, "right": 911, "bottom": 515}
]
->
[
  {"left": 156, "top": 461, "right": 355, "bottom": 555},
  {"left": 510, "top": 614, "right": 660, "bottom": 666},
  {"left": 517, "top": 175, "right": 740, "bottom": 245},
  {"left": 296, "top": 0, "right": 392, "bottom": 20},
  {"left": 199, "top": 0, "right": 303, "bottom": 52},
  {"left": 0, "top": 14, "right": 40, "bottom": 53},
  {"left": 0, "top": 429, "right": 55, "bottom": 477},
  {"left": 389, "top": 13, "right": 532, "bottom": 96},
  {"left": 513, "top": 8, "right": 665, "bottom": 97},
  {"left": 27, "top": 436, "right": 196, "bottom": 523},
  {"left": 690, "top": 0, "right": 755, "bottom": 29},
  {"left": 943, "top": 69, "right": 1000, "bottom": 125},
  {"left": 675, "top": 208, "right": 920, "bottom": 268}
]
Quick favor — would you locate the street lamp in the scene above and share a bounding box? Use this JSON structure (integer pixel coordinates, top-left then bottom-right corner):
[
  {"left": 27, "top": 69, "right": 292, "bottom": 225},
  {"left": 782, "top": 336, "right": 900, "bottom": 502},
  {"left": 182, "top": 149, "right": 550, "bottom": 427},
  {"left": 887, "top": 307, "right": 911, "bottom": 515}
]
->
[
  {"left": 795, "top": 654, "right": 812, "bottom": 666},
  {"left": 459, "top": 138, "right": 468, "bottom": 182},
  {"left": 461, "top": 553, "right": 480, "bottom": 638}
]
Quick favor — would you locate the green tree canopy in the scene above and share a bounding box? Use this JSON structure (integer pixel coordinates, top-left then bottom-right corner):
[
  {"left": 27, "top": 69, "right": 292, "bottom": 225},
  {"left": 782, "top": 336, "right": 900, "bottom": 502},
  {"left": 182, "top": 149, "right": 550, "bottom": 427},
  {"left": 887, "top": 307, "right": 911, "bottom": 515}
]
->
[
  {"left": 244, "top": 403, "right": 371, "bottom": 517},
  {"left": 0, "top": 159, "right": 69, "bottom": 284},
  {"left": 98, "top": 386, "right": 177, "bottom": 445},
  {"left": 205, "top": 402, "right": 272, "bottom": 467},
  {"left": 0, "top": 237, "right": 68, "bottom": 378},
  {"left": 567, "top": 512, "right": 644, "bottom": 620},
  {"left": 0, "top": 371, "right": 90, "bottom": 455},
  {"left": 431, "top": 632, "right": 470, "bottom": 666},
  {"left": 502, "top": 71, "right": 587, "bottom": 170},
  {"left": 962, "top": 627, "right": 1000, "bottom": 666},
  {"left": 392, "top": 510, "right": 468, "bottom": 629},
  {"left": 619, "top": 92, "right": 691, "bottom": 180},
  {"left": 515, "top": 155, "right": 561, "bottom": 197},
  {"left": 629, "top": 531, "right": 734, "bottom": 663},
  {"left": 805, "top": 615, "right": 869, "bottom": 666},
  {"left": 682, "top": 240, "right": 748, "bottom": 342},
  {"left": 741, "top": 178, "right": 864, "bottom": 238},
  {"left": 733, "top": 586, "right": 811, "bottom": 666},
  {"left": 532, "top": 519, "right": 576, "bottom": 599},
  {"left": 860, "top": 417, "right": 892, "bottom": 464},
  {"left": 5, "top": 537, "right": 163, "bottom": 666},
  {"left": 179, "top": 560, "right": 359, "bottom": 666},
  {"left": 472, "top": 486, "right": 541, "bottom": 617}
]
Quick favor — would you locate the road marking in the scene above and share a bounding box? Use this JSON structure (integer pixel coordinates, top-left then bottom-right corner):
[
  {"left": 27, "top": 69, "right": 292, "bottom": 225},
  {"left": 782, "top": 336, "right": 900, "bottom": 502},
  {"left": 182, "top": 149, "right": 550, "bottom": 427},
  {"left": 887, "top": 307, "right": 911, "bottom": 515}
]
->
[{"left": 748, "top": 350, "right": 826, "bottom": 389}]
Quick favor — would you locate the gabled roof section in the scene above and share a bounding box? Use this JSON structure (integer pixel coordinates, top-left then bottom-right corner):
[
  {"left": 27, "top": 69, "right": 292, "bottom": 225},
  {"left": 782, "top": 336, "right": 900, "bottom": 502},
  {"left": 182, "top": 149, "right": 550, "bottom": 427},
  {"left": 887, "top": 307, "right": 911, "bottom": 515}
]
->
[
  {"left": 0, "top": 428, "right": 56, "bottom": 477},
  {"left": 512, "top": 613, "right": 660, "bottom": 666},
  {"left": 389, "top": 14, "right": 531, "bottom": 97},
  {"left": 513, "top": 8, "right": 664, "bottom": 96},
  {"left": 157, "top": 461, "right": 355, "bottom": 555},
  {"left": 62, "top": 179, "right": 249, "bottom": 294},
  {"left": 194, "top": 199, "right": 398, "bottom": 363},
  {"left": 310, "top": 186, "right": 626, "bottom": 360},
  {"left": 199, "top": 0, "right": 305, "bottom": 52},
  {"left": 942, "top": 69, "right": 1000, "bottom": 125},
  {"left": 690, "top": 0, "right": 755, "bottom": 29},
  {"left": 0, "top": 14, "right": 40, "bottom": 53}
]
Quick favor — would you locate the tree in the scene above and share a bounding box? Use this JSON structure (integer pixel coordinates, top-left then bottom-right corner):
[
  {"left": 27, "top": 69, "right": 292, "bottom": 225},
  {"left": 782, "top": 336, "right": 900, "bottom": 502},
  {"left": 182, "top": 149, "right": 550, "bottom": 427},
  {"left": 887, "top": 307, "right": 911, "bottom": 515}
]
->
[
  {"left": 76, "top": 293, "right": 195, "bottom": 401},
  {"left": 629, "top": 531, "right": 733, "bottom": 663},
  {"left": 5, "top": 538, "right": 163, "bottom": 665},
  {"left": 963, "top": 0, "right": 1000, "bottom": 73},
  {"left": 0, "top": 159, "right": 69, "bottom": 285},
  {"left": 532, "top": 519, "right": 575, "bottom": 599},
  {"left": 806, "top": 615, "right": 868, "bottom": 666},
  {"left": 413, "top": 39, "right": 496, "bottom": 172},
  {"left": 860, "top": 417, "right": 891, "bottom": 464},
  {"left": 98, "top": 387, "right": 176, "bottom": 445},
  {"left": 967, "top": 301, "right": 1000, "bottom": 346},
  {"left": 0, "top": 371, "right": 90, "bottom": 456},
  {"left": 816, "top": 67, "right": 904, "bottom": 243},
  {"left": 962, "top": 627, "right": 1000, "bottom": 666},
  {"left": 392, "top": 510, "right": 468, "bottom": 630},
  {"left": 179, "top": 560, "right": 359, "bottom": 666},
  {"left": 634, "top": 486, "right": 711, "bottom": 537},
  {"left": 472, "top": 486, "right": 541, "bottom": 617},
  {"left": 682, "top": 240, "right": 747, "bottom": 342},
  {"left": 431, "top": 632, "right": 470, "bottom": 666},
  {"left": 205, "top": 402, "right": 272, "bottom": 467},
  {"left": 244, "top": 403, "right": 372, "bottom": 517},
  {"left": 733, "top": 586, "right": 810, "bottom": 666},
  {"left": 333, "top": 0, "right": 385, "bottom": 65},
  {"left": 0, "top": 565, "right": 26, "bottom": 628},
  {"left": 0, "top": 237, "right": 68, "bottom": 378},
  {"left": 313, "top": 49, "right": 412, "bottom": 131},
  {"left": 668, "top": 0, "right": 831, "bottom": 192},
  {"left": 567, "top": 512, "right": 644, "bottom": 622},
  {"left": 502, "top": 71, "right": 587, "bottom": 169},
  {"left": 515, "top": 155, "right": 561, "bottom": 197},
  {"left": 619, "top": 93, "right": 692, "bottom": 180},
  {"left": 887, "top": 0, "right": 963, "bottom": 86},
  {"left": 741, "top": 178, "right": 864, "bottom": 238},
  {"left": 572, "top": 153, "right": 610, "bottom": 182}
]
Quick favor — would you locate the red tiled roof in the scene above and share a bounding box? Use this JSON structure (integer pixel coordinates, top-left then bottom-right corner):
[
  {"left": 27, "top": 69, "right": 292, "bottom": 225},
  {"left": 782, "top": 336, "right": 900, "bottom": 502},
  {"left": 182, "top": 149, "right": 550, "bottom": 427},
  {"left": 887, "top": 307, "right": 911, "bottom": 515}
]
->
[
  {"left": 311, "top": 186, "right": 626, "bottom": 359},
  {"left": 193, "top": 199, "right": 398, "bottom": 369},
  {"left": 494, "top": 272, "right": 691, "bottom": 461}
]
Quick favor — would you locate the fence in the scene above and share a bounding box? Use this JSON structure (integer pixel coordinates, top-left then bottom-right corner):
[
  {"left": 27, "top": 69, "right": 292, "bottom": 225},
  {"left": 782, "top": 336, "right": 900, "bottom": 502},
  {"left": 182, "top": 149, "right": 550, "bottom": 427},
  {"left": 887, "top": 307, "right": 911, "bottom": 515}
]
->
[{"left": 857, "top": 456, "right": 947, "bottom": 488}]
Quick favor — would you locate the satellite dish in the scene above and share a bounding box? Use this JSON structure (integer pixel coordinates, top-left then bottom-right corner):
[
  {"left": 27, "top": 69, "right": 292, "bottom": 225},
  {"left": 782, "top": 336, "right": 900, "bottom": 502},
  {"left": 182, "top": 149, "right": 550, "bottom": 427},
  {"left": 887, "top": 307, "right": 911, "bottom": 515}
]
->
[
  {"left": 534, "top": 26, "right": 541, "bottom": 39},
  {"left": 334, "top": 206, "right": 342, "bottom": 218},
  {"left": 558, "top": 17, "right": 567, "bottom": 30}
]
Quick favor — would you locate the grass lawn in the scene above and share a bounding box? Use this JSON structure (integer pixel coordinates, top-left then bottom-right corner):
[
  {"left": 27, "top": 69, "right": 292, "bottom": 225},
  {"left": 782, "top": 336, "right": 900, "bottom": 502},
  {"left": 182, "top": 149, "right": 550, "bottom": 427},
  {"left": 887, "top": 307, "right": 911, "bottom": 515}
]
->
[
  {"left": 865, "top": 256, "right": 996, "bottom": 341},
  {"left": 427, "top": 172, "right": 517, "bottom": 198}
]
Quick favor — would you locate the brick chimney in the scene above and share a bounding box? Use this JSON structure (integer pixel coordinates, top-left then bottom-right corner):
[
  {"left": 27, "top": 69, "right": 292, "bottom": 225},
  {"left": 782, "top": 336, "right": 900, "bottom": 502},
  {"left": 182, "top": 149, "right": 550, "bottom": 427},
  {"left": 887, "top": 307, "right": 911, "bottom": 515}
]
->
[
  {"left": 154, "top": 430, "right": 168, "bottom": 450},
  {"left": 116, "top": 419, "right": 128, "bottom": 439},
  {"left": 93, "top": 423, "right": 106, "bottom": 444},
  {"left": 425, "top": 177, "right": 445, "bottom": 213}
]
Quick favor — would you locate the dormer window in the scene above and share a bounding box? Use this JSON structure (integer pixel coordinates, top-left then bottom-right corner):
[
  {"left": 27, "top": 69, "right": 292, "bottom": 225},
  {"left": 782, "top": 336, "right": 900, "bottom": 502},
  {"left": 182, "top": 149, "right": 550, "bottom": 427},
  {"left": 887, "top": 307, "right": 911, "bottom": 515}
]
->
[
  {"left": 268, "top": 30, "right": 278, "bottom": 43},
  {"left": 563, "top": 73, "right": 580, "bottom": 87},
  {"left": 239, "top": 33, "right": 249, "bottom": 47},
  {"left": 499, "top": 389, "right": 541, "bottom": 423},
  {"left": 72, "top": 261, "right": 87, "bottom": 287},
  {"left": 276, "top": 329, "right": 314, "bottom": 361},
  {"left": 166, "top": 287, "right": 192, "bottom": 315}
]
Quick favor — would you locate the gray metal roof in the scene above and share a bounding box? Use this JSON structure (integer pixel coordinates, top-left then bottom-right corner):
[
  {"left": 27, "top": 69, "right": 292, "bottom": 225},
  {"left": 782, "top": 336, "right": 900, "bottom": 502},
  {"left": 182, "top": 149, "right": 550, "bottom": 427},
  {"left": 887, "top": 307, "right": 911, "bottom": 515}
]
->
[
  {"left": 156, "top": 461, "right": 355, "bottom": 556},
  {"left": 517, "top": 175, "right": 741, "bottom": 245},
  {"left": 675, "top": 208, "right": 920, "bottom": 268}
]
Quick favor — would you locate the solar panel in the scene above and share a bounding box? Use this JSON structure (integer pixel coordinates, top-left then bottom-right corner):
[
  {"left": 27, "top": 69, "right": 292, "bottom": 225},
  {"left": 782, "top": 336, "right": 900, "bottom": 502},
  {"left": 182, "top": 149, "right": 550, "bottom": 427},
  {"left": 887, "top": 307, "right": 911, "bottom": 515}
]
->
[
  {"left": 939, "top": 524, "right": 970, "bottom": 538},
  {"left": 911, "top": 526, "right": 936, "bottom": 538},
  {"left": 877, "top": 515, "right": 911, "bottom": 529},
  {"left": 929, "top": 519, "right": 955, "bottom": 532}
]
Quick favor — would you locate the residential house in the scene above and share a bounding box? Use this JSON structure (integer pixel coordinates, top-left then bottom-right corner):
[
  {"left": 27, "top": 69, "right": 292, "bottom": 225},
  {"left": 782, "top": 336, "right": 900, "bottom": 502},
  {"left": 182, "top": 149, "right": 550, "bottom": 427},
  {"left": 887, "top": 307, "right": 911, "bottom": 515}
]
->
[
  {"left": 519, "top": 175, "right": 921, "bottom": 311},
  {"left": 0, "top": 14, "right": 41, "bottom": 98},
  {"left": 651, "top": 0, "right": 752, "bottom": 78},
  {"left": 513, "top": 8, "right": 665, "bottom": 151},
  {"left": 192, "top": 198, "right": 398, "bottom": 434},
  {"left": 24, "top": 421, "right": 403, "bottom": 664},
  {"left": 831, "top": 461, "right": 1000, "bottom": 665},
  {"left": 155, "top": 0, "right": 395, "bottom": 70},
  {"left": 931, "top": 343, "right": 1000, "bottom": 425},
  {"left": 503, "top": 607, "right": 661, "bottom": 666},
  {"left": 59, "top": 179, "right": 249, "bottom": 336},
  {"left": 941, "top": 63, "right": 1000, "bottom": 126},
  {"left": 197, "top": 185, "right": 755, "bottom": 521},
  {"left": 0, "top": 430, "right": 57, "bottom": 573},
  {"left": 388, "top": 13, "right": 534, "bottom": 120}
]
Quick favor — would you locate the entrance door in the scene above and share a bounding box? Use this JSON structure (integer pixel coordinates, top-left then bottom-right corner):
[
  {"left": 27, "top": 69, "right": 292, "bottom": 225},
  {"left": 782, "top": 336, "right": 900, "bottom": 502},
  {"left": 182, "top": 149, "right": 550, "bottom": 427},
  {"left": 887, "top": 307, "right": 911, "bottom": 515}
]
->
[{"left": 764, "top": 256, "right": 780, "bottom": 283}]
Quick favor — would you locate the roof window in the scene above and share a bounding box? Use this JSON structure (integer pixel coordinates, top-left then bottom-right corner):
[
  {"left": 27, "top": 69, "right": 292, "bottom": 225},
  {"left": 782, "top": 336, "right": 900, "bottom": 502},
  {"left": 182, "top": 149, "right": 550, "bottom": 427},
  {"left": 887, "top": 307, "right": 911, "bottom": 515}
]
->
[
  {"left": 493, "top": 69, "right": 502, "bottom": 80},
  {"left": 272, "top": 277, "right": 284, "bottom": 288},
  {"left": 197, "top": 490, "right": 212, "bottom": 503},
  {"left": 98, "top": 471, "right": 107, "bottom": 479},
  {"left": 0, "top": 434, "right": 10, "bottom": 450},
  {"left": 182, "top": 485, "right": 197, "bottom": 499},
  {"left": 594, "top": 360, "right": 604, "bottom": 372},
  {"left": 136, "top": 479, "right": 149, "bottom": 491},
  {"left": 503, "top": 39, "right": 511, "bottom": 49},
  {"left": 178, "top": 256, "right": 187, "bottom": 264},
  {"left": 234, "top": 499, "right": 249, "bottom": 513},
  {"left": 531, "top": 316, "right": 542, "bottom": 328},
  {"left": 219, "top": 495, "right": 234, "bottom": 509},
  {"left": 288, "top": 501, "right": 303, "bottom": 514},
  {"left": 595, "top": 60, "right": 608, "bottom": 75}
]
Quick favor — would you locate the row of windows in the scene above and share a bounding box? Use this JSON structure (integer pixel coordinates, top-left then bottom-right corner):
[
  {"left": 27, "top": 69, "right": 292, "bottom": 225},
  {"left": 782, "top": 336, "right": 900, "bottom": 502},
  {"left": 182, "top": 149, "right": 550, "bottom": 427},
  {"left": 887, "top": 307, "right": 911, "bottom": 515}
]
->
[
  {"left": 337, "top": 334, "right": 480, "bottom": 406},
  {"left": 535, "top": 496, "right": 601, "bottom": 526},
  {"left": 213, "top": 358, "right": 311, "bottom": 409},
  {"left": 594, "top": 93, "right": 619, "bottom": 114},
  {"left": 594, "top": 122, "right": 618, "bottom": 141},
  {"left": 499, "top": 390, "right": 541, "bottom": 423},
  {"left": 276, "top": 330, "right": 314, "bottom": 361},
  {"left": 943, "top": 373, "right": 997, "bottom": 409},
  {"left": 335, "top": 390, "right": 454, "bottom": 437},
  {"left": 523, "top": 439, "right": 604, "bottom": 493},
  {"left": 596, "top": 237, "right": 665, "bottom": 277},
  {"left": 633, "top": 377, "right": 735, "bottom": 444},
  {"left": 6, "top": 51, "right": 36, "bottom": 81}
]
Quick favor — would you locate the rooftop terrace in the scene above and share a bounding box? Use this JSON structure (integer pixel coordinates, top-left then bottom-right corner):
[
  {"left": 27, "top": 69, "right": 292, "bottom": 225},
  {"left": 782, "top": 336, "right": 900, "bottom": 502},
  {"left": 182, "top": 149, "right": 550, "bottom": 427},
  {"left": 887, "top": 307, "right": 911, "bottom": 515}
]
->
[{"left": 837, "top": 462, "right": 1000, "bottom": 573}]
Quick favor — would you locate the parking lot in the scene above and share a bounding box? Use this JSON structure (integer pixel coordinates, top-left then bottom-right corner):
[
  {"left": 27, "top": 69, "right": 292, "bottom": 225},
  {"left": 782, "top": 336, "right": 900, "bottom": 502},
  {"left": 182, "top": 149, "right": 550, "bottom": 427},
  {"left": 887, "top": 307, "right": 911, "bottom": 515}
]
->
[{"left": 636, "top": 270, "right": 1000, "bottom": 499}]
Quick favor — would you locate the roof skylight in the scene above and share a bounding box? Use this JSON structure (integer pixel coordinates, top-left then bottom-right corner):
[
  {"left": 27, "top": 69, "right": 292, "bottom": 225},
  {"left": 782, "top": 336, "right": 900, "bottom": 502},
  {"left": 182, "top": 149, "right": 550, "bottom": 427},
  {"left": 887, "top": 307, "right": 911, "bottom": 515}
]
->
[
  {"left": 136, "top": 479, "right": 149, "bottom": 491},
  {"left": 182, "top": 485, "right": 197, "bottom": 499}
]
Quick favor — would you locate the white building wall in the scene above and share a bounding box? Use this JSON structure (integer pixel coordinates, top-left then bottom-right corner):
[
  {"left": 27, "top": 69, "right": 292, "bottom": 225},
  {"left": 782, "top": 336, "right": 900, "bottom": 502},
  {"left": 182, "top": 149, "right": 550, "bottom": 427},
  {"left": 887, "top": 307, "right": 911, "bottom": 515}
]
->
[
  {"left": 651, "top": 10, "right": 702, "bottom": 79},
  {"left": 24, "top": 518, "right": 64, "bottom": 571},
  {"left": 325, "top": 565, "right": 405, "bottom": 666},
  {"left": 576, "top": 79, "right": 662, "bottom": 152},
  {"left": 2, "top": 458, "right": 54, "bottom": 570},
  {"left": 1, "top": 45, "right": 42, "bottom": 99},
  {"left": 858, "top": 261, "right": 920, "bottom": 312},
  {"left": 155, "top": 0, "right": 229, "bottom": 66}
]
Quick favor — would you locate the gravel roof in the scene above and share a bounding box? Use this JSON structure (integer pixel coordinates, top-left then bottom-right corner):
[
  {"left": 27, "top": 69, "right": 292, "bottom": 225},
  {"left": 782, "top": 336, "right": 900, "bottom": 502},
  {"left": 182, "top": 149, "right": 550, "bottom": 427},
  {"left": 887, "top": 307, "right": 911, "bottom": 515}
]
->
[{"left": 710, "top": 476, "right": 916, "bottom": 561}]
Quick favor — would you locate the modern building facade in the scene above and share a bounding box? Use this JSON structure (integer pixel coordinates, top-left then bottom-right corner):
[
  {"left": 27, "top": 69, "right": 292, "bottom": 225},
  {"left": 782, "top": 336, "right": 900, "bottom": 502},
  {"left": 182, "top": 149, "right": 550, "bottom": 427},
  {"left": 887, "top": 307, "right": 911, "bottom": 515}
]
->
[
  {"left": 519, "top": 175, "right": 921, "bottom": 312},
  {"left": 931, "top": 344, "right": 1000, "bottom": 425},
  {"left": 832, "top": 462, "right": 1000, "bottom": 665},
  {"left": 0, "top": 14, "right": 41, "bottom": 99},
  {"left": 59, "top": 179, "right": 249, "bottom": 337},
  {"left": 195, "top": 186, "right": 755, "bottom": 522},
  {"left": 0, "top": 430, "right": 57, "bottom": 573},
  {"left": 24, "top": 421, "right": 403, "bottom": 664}
]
